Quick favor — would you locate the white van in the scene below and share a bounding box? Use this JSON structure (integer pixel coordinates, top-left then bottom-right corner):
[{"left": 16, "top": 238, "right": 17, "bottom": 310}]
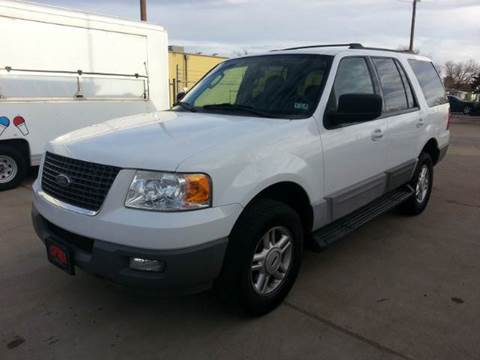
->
[{"left": 0, "top": 0, "right": 169, "bottom": 189}]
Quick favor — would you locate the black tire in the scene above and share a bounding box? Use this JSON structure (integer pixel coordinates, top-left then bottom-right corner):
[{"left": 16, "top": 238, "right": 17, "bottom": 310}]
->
[
  {"left": 398, "top": 152, "right": 433, "bottom": 215},
  {"left": 0, "top": 144, "right": 28, "bottom": 191},
  {"left": 215, "top": 198, "right": 304, "bottom": 316}
]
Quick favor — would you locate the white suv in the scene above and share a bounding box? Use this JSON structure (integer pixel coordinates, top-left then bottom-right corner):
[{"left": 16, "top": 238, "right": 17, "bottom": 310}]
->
[{"left": 32, "top": 44, "right": 450, "bottom": 315}]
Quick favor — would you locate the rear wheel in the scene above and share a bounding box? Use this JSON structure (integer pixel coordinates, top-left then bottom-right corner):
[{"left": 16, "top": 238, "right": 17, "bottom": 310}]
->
[
  {"left": 399, "top": 152, "right": 433, "bottom": 215},
  {"left": 215, "top": 199, "right": 303, "bottom": 316},
  {"left": 0, "top": 144, "right": 28, "bottom": 191}
]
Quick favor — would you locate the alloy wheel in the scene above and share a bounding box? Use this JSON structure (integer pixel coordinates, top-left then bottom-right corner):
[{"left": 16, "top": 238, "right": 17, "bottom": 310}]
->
[
  {"left": 415, "top": 165, "right": 430, "bottom": 203},
  {"left": 250, "top": 226, "right": 293, "bottom": 296}
]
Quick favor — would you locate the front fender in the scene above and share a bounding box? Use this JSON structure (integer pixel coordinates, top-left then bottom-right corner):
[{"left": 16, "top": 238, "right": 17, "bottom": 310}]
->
[
  {"left": 227, "top": 154, "right": 315, "bottom": 207},
  {"left": 176, "top": 117, "right": 324, "bottom": 210}
]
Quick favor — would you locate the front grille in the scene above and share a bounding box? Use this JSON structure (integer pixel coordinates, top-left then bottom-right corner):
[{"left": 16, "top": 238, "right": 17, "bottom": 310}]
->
[{"left": 42, "top": 152, "right": 121, "bottom": 212}]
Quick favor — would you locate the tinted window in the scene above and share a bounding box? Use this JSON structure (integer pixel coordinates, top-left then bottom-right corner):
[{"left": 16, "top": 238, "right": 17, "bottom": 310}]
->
[
  {"left": 373, "top": 58, "right": 408, "bottom": 112},
  {"left": 180, "top": 54, "right": 332, "bottom": 119},
  {"left": 194, "top": 66, "right": 247, "bottom": 106},
  {"left": 396, "top": 60, "right": 417, "bottom": 109},
  {"left": 328, "top": 57, "right": 374, "bottom": 112},
  {"left": 408, "top": 60, "right": 448, "bottom": 107}
]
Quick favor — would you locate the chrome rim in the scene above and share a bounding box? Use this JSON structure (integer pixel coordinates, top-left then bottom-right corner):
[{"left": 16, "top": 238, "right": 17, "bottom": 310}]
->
[
  {"left": 250, "top": 226, "right": 293, "bottom": 296},
  {"left": 415, "top": 165, "right": 430, "bottom": 203},
  {"left": 0, "top": 155, "right": 18, "bottom": 184}
]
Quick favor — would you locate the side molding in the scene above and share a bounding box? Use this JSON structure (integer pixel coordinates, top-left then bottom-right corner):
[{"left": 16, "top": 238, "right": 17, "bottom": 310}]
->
[
  {"left": 385, "top": 159, "right": 417, "bottom": 192},
  {"left": 314, "top": 159, "right": 417, "bottom": 228}
]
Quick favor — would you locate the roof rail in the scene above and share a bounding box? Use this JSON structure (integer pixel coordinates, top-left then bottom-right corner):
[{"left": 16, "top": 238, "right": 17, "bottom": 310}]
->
[
  {"left": 356, "top": 46, "right": 414, "bottom": 54},
  {"left": 272, "top": 43, "right": 414, "bottom": 54},
  {"left": 273, "top": 43, "right": 363, "bottom": 51}
]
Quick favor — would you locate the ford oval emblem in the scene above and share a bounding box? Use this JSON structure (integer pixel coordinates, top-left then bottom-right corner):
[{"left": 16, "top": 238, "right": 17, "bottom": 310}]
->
[{"left": 55, "top": 174, "right": 71, "bottom": 188}]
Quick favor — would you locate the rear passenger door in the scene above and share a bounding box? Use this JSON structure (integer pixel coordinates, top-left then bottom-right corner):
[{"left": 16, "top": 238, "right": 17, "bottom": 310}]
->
[{"left": 371, "top": 57, "right": 420, "bottom": 188}]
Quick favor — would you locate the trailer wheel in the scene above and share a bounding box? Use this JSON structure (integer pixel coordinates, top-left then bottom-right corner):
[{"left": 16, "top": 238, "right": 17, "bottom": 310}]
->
[{"left": 0, "top": 144, "right": 28, "bottom": 191}]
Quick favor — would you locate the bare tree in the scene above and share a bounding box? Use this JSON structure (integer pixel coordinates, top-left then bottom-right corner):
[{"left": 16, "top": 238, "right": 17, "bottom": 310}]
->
[
  {"left": 470, "top": 73, "right": 480, "bottom": 94},
  {"left": 443, "top": 59, "right": 480, "bottom": 91}
]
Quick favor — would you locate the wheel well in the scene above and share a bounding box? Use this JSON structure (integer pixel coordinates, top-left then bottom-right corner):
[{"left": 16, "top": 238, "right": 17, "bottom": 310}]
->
[
  {"left": 250, "top": 182, "right": 314, "bottom": 235},
  {"left": 0, "top": 139, "right": 31, "bottom": 166},
  {"left": 421, "top": 139, "right": 440, "bottom": 165}
]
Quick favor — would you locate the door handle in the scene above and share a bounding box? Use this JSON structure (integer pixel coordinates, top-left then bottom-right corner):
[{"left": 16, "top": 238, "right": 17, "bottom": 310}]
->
[
  {"left": 416, "top": 118, "right": 425, "bottom": 128},
  {"left": 371, "top": 129, "right": 383, "bottom": 141}
]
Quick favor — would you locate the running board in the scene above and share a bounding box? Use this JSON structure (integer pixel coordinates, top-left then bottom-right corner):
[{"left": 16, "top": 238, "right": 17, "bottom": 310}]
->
[{"left": 311, "top": 186, "right": 414, "bottom": 251}]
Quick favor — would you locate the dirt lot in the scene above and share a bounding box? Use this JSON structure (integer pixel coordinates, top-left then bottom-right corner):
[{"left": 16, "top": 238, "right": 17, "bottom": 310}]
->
[{"left": 1, "top": 119, "right": 479, "bottom": 360}]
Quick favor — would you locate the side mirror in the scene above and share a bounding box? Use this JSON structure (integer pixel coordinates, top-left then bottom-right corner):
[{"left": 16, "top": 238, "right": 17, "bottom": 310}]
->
[
  {"left": 328, "top": 94, "right": 383, "bottom": 126},
  {"left": 176, "top": 91, "right": 186, "bottom": 103}
]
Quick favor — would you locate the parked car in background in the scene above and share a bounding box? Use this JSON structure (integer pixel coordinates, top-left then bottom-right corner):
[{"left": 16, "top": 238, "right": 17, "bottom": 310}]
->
[
  {"left": 448, "top": 95, "right": 480, "bottom": 115},
  {"left": 0, "top": 0, "right": 169, "bottom": 190},
  {"left": 32, "top": 44, "right": 450, "bottom": 315}
]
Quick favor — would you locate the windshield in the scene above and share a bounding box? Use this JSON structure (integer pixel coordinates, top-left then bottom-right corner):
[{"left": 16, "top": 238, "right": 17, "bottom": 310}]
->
[{"left": 175, "top": 54, "right": 333, "bottom": 119}]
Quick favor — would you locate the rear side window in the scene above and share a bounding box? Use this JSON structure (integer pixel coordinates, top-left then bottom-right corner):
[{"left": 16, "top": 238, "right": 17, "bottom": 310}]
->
[
  {"left": 396, "top": 60, "right": 417, "bottom": 109},
  {"left": 408, "top": 60, "right": 447, "bottom": 107},
  {"left": 372, "top": 57, "right": 409, "bottom": 113}
]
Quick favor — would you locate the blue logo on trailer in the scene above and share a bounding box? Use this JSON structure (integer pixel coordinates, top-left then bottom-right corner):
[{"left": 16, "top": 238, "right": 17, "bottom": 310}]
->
[{"left": 0, "top": 116, "right": 10, "bottom": 137}]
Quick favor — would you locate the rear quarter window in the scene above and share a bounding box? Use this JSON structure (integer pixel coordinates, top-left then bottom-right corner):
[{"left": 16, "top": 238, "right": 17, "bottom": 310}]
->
[{"left": 408, "top": 59, "right": 448, "bottom": 107}]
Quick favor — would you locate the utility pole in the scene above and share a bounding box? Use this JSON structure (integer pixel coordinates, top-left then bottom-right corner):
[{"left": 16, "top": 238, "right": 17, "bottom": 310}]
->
[
  {"left": 140, "top": 0, "right": 147, "bottom": 22},
  {"left": 409, "top": 0, "right": 419, "bottom": 51}
]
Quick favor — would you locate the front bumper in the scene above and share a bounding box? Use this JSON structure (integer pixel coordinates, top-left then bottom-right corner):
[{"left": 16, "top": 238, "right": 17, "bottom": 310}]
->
[
  {"left": 32, "top": 173, "right": 242, "bottom": 250},
  {"left": 32, "top": 173, "right": 243, "bottom": 293},
  {"left": 32, "top": 205, "right": 228, "bottom": 293}
]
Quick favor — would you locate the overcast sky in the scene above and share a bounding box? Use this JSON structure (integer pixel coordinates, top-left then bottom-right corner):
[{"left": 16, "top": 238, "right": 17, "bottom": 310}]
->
[{"left": 36, "top": 0, "right": 480, "bottom": 64}]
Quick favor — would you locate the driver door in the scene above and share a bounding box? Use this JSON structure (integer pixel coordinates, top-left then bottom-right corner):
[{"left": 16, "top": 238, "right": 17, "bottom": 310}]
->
[{"left": 321, "top": 56, "right": 388, "bottom": 221}]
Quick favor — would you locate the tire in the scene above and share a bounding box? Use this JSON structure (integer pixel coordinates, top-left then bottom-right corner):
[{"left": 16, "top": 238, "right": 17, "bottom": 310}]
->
[
  {"left": 398, "top": 152, "right": 433, "bottom": 216},
  {"left": 0, "top": 144, "right": 29, "bottom": 191},
  {"left": 215, "top": 198, "right": 304, "bottom": 316},
  {"left": 463, "top": 106, "right": 471, "bottom": 115}
]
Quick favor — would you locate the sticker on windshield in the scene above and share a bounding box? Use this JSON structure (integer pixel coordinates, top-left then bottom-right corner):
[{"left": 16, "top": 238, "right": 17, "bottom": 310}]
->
[{"left": 294, "top": 102, "right": 309, "bottom": 111}]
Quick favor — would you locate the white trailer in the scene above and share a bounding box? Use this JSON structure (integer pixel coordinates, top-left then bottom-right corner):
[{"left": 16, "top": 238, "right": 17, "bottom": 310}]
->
[{"left": 0, "top": 0, "right": 169, "bottom": 189}]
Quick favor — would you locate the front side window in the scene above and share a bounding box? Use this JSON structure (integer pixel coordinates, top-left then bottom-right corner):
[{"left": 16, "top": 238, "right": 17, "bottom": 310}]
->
[
  {"left": 330, "top": 57, "right": 375, "bottom": 109},
  {"left": 324, "top": 57, "right": 375, "bottom": 122},
  {"left": 372, "top": 57, "right": 409, "bottom": 113},
  {"left": 176, "top": 54, "right": 332, "bottom": 119},
  {"left": 408, "top": 59, "right": 448, "bottom": 107}
]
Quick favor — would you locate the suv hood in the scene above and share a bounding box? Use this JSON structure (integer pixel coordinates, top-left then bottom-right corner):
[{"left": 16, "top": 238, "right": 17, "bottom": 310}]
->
[{"left": 48, "top": 111, "right": 287, "bottom": 171}]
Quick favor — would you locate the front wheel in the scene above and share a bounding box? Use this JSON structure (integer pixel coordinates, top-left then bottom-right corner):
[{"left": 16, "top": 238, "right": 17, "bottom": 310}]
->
[
  {"left": 399, "top": 152, "right": 433, "bottom": 215},
  {"left": 215, "top": 199, "right": 303, "bottom": 316}
]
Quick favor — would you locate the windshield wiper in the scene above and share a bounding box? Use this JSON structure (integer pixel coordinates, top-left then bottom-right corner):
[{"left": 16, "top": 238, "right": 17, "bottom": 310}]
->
[
  {"left": 202, "top": 103, "right": 284, "bottom": 118},
  {"left": 176, "top": 101, "right": 197, "bottom": 112}
]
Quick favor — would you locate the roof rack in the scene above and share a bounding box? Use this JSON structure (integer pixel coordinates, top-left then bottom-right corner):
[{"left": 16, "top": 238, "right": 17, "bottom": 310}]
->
[
  {"left": 272, "top": 43, "right": 413, "bottom": 54},
  {"left": 273, "top": 43, "right": 363, "bottom": 51}
]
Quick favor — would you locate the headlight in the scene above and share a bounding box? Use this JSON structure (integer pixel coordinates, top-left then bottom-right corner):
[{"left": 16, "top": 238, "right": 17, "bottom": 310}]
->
[{"left": 125, "top": 171, "right": 211, "bottom": 211}]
